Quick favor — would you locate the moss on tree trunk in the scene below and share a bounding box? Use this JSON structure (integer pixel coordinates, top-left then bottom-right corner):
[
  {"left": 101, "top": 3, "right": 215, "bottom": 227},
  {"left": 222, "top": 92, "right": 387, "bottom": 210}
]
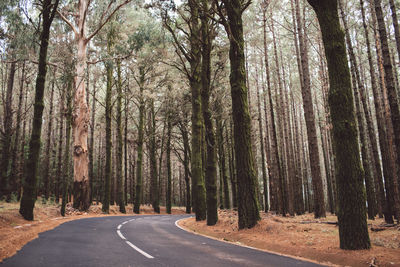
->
[
  {"left": 307, "top": 0, "right": 370, "bottom": 250},
  {"left": 221, "top": 0, "right": 260, "bottom": 229}
]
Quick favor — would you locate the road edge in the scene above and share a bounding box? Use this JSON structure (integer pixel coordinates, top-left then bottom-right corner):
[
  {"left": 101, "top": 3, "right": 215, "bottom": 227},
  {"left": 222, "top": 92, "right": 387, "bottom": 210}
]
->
[{"left": 174, "top": 217, "right": 337, "bottom": 267}]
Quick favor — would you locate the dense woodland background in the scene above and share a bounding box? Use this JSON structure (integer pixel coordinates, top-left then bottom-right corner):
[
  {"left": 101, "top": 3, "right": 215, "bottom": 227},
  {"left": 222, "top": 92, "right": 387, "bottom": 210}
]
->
[{"left": 1, "top": 0, "right": 400, "bottom": 250}]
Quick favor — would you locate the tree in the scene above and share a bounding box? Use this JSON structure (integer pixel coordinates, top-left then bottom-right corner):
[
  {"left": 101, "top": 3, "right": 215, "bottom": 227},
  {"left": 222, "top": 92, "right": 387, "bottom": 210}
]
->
[
  {"left": 116, "top": 60, "right": 126, "bottom": 213},
  {"left": 215, "top": 0, "right": 260, "bottom": 229},
  {"left": 19, "top": 0, "right": 59, "bottom": 221},
  {"left": 57, "top": 0, "right": 131, "bottom": 211},
  {"left": 200, "top": 0, "right": 218, "bottom": 226},
  {"left": 306, "top": 0, "right": 370, "bottom": 250}
]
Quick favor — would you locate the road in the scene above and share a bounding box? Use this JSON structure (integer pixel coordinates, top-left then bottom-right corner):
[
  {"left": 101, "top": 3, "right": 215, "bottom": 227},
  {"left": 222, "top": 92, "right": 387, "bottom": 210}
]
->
[{"left": 2, "top": 215, "right": 323, "bottom": 267}]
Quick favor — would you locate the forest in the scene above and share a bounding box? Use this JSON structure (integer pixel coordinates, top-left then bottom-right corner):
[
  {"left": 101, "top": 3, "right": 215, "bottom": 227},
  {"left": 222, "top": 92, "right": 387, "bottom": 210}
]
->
[{"left": 1, "top": 0, "right": 400, "bottom": 255}]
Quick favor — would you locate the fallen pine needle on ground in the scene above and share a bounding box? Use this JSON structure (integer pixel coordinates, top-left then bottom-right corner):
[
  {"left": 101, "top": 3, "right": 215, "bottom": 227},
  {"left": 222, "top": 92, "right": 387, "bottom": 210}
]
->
[{"left": 179, "top": 210, "right": 400, "bottom": 267}]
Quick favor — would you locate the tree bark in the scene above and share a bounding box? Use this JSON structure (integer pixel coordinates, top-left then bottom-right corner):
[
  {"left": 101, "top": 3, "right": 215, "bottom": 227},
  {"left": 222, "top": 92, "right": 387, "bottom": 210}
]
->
[
  {"left": 133, "top": 67, "right": 145, "bottom": 214},
  {"left": 295, "top": 0, "right": 325, "bottom": 218},
  {"left": 201, "top": 0, "right": 218, "bottom": 225},
  {"left": 116, "top": 60, "right": 126, "bottom": 213},
  {"left": 220, "top": 0, "right": 260, "bottom": 229},
  {"left": 0, "top": 60, "right": 15, "bottom": 200},
  {"left": 307, "top": 0, "right": 370, "bottom": 249},
  {"left": 43, "top": 69, "right": 56, "bottom": 200},
  {"left": 19, "top": 0, "right": 58, "bottom": 220}
]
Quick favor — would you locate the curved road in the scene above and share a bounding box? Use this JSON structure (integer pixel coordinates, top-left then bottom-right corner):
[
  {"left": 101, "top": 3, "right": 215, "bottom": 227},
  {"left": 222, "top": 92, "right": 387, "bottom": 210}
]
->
[{"left": 2, "top": 215, "right": 323, "bottom": 267}]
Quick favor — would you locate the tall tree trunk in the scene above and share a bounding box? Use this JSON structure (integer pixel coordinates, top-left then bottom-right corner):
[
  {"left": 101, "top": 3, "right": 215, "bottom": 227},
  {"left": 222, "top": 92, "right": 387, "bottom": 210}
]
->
[
  {"left": 101, "top": 46, "right": 113, "bottom": 214},
  {"left": 340, "top": 1, "right": 377, "bottom": 219},
  {"left": 255, "top": 62, "right": 268, "bottom": 213},
  {"left": 89, "top": 78, "right": 96, "bottom": 203},
  {"left": 149, "top": 100, "right": 160, "bottom": 213},
  {"left": 374, "top": 0, "right": 400, "bottom": 183},
  {"left": 360, "top": 0, "right": 387, "bottom": 219},
  {"left": 307, "top": 0, "right": 370, "bottom": 250},
  {"left": 116, "top": 60, "right": 126, "bottom": 213},
  {"left": 296, "top": 0, "right": 325, "bottom": 218},
  {"left": 201, "top": 0, "right": 218, "bottom": 225},
  {"left": 262, "top": 8, "right": 282, "bottom": 213},
  {"left": 133, "top": 67, "right": 145, "bottom": 214},
  {"left": 43, "top": 69, "right": 56, "bottom": 200},
  {"left": 188, "top": 0, "right": 207, "bottom": 221},
  {"left": 227, "top": 122, "right": 237, "bottom": 208},
  {"left": 19, "top": 0, "right": 58, "bottom": 220},
  {"left": 0, "top": 60, "right": 15, "bottom": 200},
  {"left": 216, "top": 114, "right": 230, "bottom": 210},
  {"left": 166, "top": 104, "right": 172, "bottom": 214},
  {"left": 180, "top": 122, "right": 192, "bottom": 213},
  {"left": 373, "top": 0, "right": 400, "bottom": 221},
  {"left": 61, "top": 78, "right": 73, "bottom": 217},
  {"left": 124, "top": 82, "right": 128, "bottom": 205},
  {"left": 221, "top": 0, "right": 260, "bottom": 229},
  {"left": 10, "top": 61, "right": 26, "bottom": 197},
  {"left": 56, "top": 88, "right": 65, "bottom": 203}
]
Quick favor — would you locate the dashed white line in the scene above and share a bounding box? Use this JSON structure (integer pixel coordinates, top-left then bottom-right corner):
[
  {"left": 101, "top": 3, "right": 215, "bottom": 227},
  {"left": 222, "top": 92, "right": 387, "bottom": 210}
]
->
[
  {"left": 116, "top": 218, "right": 154, "bottom": 259},
  {"left": 125, "top": 241, "right": 154, "bottom": 259}
]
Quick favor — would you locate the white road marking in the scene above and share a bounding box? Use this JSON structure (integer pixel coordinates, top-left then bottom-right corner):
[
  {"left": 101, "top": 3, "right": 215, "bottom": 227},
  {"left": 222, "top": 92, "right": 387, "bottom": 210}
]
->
[
  {"left": 116, "top": 218, "right": 154, "bottom": 259},
  {"left": 125, "top": 241, "right": 154, "bottom": 259},
  {"left": 117, "top": 230, "right": 126, "bottom": 240}
]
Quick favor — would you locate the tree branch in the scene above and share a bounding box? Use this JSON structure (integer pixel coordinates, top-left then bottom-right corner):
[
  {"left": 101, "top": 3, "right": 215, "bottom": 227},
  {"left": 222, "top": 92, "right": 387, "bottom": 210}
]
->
[
  {"left": 56, "top": 10, "right": 78, "bottom": 36},
  {"left": 85, "top": 0, "right": 131, "bottom": 43}
]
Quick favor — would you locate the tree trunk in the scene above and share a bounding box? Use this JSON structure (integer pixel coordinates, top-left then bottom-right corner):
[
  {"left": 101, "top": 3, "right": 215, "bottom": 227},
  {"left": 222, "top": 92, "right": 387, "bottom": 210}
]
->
[
  {"left": 262, "top": 9, "right": 282, "bottom": 213},
  {"left": 221, "top": 0, "right": 260, "bottom": 229},
  {"left": 166, "top": 104, "right": 172, "bottom": 214},
  {"left": 373, "top": 0, "right": 400, "bottom": 221},
  {"left": 296, "top": 0, "right": 325, "bottom": 218},
  {"left": 149, "top": 100, "right": 160, "bottom": 213},
  {"left": 340, "top": 1, "right": 377, "bottom": 219},
  {"left": 255, "top": 62, "right": 268, "bottom": 213},
  {"left": 188, "top": 0, "right": 207, "bottom": 221},
  {"left": 134, "top": 67, "right": 145, "bottom": 214},
  {"left": 101, "top": 49, "right": 113, "bottom": 214},
  {"left": 10, "top": 61, "right": 25, "bottom": 198},
  {"left": 180, "top": 122, "right": 192, "bottom": 213},
  {"left": 19, "top": 0, "right": 58, "bottom": 220},
  {"left": 360, "top": 0, "right": 388, "bottom": 220},
  {"left": 200, "top": 0, "right": 218, "bottom": 225},
  {"left": 307, "top": 0, "right": 370, "bottom": 250},
  {"left": 0, "top": 60, "right": 15, "bottom": 200},
  {"left": 115, "top": 60, "right": 126, "bottom": 213},
  {"left": 61, "top": 79, "right": 73, "bottom": 216},
  {"left": 89, "top": 78, "right": 96, "bottom": 203},
  {"left": 43, "top": 69, "right": 56, "bottom": 200}
]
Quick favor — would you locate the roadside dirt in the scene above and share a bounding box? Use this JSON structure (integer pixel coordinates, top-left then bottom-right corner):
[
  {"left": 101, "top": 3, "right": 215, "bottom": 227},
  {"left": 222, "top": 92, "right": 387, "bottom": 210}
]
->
[
  {"left": 0, "top": 201, "right": 187, "bottom": 262},
  {"left": 179, "top": 210, "right": 400, "bottom": 267}
]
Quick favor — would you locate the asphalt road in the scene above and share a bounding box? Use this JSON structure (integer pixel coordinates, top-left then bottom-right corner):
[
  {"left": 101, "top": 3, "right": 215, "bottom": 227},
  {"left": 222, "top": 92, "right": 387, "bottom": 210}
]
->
[{"left": 2, "top": 214, "right": 323, "bottom": 267}]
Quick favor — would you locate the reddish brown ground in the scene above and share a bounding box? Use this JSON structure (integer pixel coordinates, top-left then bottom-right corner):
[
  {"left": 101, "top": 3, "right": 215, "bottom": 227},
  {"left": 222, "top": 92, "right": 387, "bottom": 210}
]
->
[
  {"left": 179, "top": 210, "right": 400, "bottom": 267},
  {"left": 0, "top": 201, "right": 186, "bottom": 262}
]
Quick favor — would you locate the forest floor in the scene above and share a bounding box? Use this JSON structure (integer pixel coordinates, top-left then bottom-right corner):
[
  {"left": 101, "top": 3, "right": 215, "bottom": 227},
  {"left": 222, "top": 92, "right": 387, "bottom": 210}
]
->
[
  {"left": 179, "top": 210, "right": 400, "bottom": 267},
  {"left": 0, "top": 200, "right": 187, "bottom": 262}
]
